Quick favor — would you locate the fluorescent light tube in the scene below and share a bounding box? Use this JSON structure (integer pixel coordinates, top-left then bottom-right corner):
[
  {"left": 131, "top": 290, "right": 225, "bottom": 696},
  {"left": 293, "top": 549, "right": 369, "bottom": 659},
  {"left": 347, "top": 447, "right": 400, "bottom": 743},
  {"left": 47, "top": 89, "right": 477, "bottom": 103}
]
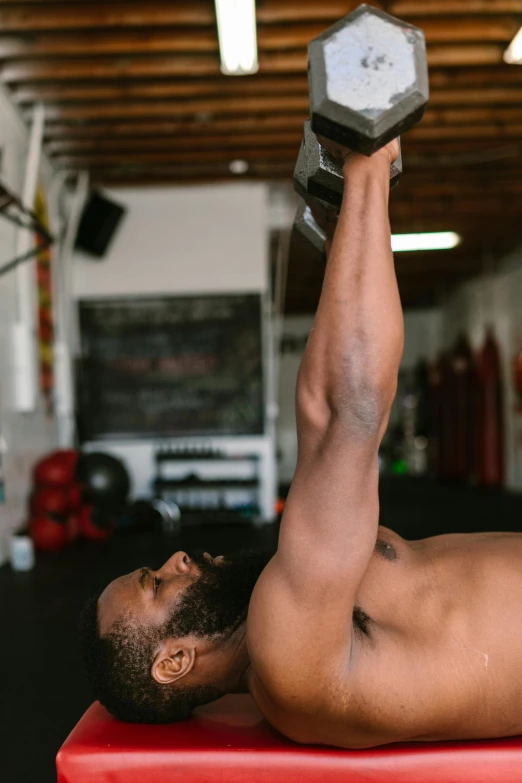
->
[
  {"left": 215, "top": 0, "right": 259, "bottom": 76},
  {"left": 504, "top": 27, "right": 522, "bottom": 64},
  {"left": 391, "top": 232, "right": 461, "bottom": 253}
]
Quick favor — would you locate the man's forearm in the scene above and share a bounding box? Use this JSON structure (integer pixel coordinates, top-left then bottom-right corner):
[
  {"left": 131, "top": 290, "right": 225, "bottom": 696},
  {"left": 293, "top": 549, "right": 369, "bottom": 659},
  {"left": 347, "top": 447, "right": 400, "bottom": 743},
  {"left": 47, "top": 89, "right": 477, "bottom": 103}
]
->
[{"left": 298, "top": 151, "right": 404, "bottom": 433}]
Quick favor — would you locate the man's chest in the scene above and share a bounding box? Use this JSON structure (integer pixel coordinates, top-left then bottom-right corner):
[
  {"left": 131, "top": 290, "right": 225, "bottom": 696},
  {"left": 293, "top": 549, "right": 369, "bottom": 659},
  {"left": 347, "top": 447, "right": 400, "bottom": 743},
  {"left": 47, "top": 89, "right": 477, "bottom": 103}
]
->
[{"left": 347, "top": 532, "right": 522, "bottom": 744}]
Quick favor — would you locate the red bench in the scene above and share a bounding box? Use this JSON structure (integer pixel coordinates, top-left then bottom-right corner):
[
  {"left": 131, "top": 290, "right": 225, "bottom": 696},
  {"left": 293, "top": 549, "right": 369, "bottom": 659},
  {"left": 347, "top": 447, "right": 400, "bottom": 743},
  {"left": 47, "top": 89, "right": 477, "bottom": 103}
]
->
[{"left": 57, "top": 694, "right": 522, "bottom": 783}]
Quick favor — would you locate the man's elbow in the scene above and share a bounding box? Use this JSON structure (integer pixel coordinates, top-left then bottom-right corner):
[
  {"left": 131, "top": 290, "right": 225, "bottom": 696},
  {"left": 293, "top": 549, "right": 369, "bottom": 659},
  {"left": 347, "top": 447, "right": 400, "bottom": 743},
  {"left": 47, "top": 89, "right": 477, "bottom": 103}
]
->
[{"left": 296, "top": 372, "right": 394, "bottom": 438}]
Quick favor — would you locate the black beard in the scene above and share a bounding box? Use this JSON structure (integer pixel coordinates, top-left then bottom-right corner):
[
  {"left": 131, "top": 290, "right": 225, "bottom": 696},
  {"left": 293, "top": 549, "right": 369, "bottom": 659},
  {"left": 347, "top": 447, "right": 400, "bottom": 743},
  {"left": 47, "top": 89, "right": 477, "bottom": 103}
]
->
[{"left": 163, "top": 550, "right": 270, "bottom": 640}]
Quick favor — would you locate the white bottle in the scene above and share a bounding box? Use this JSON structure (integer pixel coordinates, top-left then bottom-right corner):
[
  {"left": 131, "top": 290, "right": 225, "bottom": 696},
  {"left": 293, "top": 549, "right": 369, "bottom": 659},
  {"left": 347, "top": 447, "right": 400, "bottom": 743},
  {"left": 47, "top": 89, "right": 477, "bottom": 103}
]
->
[{"left": 9, "top": 534, "right": 35, "bottom": 572}]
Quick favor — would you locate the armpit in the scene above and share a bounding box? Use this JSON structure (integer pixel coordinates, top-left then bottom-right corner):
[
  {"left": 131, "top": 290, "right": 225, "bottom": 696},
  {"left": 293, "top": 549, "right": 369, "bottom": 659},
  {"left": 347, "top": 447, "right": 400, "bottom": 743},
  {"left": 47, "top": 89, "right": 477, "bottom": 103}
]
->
[{"left": 353, "top": 606, "right": 372, "bottom": 637}]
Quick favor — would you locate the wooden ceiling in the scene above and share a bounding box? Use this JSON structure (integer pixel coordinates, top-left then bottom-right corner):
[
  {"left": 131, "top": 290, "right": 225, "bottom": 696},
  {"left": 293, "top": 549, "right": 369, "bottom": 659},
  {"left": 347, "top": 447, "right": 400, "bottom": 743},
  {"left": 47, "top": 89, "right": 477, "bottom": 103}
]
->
[{"left": 1, "top": 0, "right": 522, "bottom": 312}]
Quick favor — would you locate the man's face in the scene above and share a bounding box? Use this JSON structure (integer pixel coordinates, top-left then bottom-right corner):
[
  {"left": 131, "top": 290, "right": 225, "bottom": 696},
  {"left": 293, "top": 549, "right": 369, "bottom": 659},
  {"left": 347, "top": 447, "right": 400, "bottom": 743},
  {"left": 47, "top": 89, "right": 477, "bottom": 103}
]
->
[{"left": 98, "top": 550, "right": 267, "bottom": 641}]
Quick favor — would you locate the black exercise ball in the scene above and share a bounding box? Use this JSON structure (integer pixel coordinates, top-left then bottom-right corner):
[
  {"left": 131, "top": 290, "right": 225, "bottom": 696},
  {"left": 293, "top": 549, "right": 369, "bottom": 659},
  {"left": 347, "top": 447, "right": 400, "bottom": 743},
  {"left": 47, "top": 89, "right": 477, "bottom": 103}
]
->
[{"left": 77, "top": 452, "right": 130, "bottom": 511}]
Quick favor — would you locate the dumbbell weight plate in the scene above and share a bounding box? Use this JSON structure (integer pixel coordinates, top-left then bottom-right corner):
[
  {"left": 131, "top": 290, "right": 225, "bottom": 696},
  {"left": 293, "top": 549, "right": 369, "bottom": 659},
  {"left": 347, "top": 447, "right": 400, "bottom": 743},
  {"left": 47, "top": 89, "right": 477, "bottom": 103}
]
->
[
  {"left": 308, "top": 4, "right": 428, "bottom": 155},
  {"left": 293, "top": 138, "right": 340, "bottom": 224},
  {"left": 294, "top": 202, "right": 327, "bottom": 262}
]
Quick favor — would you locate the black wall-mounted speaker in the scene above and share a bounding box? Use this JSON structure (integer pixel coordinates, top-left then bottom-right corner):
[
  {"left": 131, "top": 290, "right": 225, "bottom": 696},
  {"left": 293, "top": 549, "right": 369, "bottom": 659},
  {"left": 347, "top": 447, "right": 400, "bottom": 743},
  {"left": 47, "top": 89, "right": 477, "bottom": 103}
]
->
[{"left": 74, "top": 190, "right": 127, "bottom": 259}]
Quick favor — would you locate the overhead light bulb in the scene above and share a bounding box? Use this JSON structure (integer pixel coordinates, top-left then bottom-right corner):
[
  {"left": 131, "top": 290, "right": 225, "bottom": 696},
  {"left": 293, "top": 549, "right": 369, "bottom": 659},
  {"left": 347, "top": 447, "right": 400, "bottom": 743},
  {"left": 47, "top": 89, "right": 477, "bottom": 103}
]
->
[
  {"left": 391, "top": 232, "right": 461, "bottom": 253},
  {"left": 215, "top": 0, "right": 259, "bottom": 76},
  {"left": 504, "top": 27, "right": 522, "bottom": 64},
  {"left": 229, "top": 159, "right": 249, "bottom": 174}
]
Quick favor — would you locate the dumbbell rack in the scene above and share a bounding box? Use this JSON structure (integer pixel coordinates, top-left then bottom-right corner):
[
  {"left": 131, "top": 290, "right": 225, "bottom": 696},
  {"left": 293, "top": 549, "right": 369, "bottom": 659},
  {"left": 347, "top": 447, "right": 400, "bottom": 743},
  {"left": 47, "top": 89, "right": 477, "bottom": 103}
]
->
[{"left": 153, "top": 446, "right": 261, "bottom": 527}]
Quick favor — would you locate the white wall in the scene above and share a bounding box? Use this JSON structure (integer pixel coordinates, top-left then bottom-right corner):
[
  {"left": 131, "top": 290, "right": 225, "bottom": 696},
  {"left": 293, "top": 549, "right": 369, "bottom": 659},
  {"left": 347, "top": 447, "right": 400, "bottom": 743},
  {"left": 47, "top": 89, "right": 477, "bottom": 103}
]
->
[
  {"left": 72, "top": 183, "right": 277, "bottom": 519},
  {"left": 276, "top": 309, "right": 443, "bottom": 484},
  {"left": 440, "top": 253, "right": 522, "bottom": 491},
  {"left": 0, "top": 89, "right": 58, "bottom": 559},
  {"left": 73, "top": 183, "right": 268, "bottom": 299}
]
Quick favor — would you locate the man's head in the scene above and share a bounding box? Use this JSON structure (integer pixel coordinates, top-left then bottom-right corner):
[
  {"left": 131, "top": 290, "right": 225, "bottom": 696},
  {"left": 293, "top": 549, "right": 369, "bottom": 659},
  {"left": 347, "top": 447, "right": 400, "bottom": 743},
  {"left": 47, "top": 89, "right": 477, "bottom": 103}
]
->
[{"left": 79, "top": 550, "right": 268, "bottom": 723}]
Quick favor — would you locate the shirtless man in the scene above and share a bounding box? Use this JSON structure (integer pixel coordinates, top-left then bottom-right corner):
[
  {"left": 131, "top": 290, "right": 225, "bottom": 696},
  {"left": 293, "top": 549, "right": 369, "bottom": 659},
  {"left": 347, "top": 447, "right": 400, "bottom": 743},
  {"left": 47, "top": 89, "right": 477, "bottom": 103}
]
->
[{"left": 80, "top": 140, "right": 522, "bottom": 748}]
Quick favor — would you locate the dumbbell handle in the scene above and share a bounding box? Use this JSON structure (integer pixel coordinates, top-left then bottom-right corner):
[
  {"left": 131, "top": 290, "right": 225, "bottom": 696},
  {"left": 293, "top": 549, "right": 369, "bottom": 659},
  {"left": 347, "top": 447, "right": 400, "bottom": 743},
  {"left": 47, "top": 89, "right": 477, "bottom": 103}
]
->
[{"left": 306, "top": 122, "right": 402, "bottom": 209}]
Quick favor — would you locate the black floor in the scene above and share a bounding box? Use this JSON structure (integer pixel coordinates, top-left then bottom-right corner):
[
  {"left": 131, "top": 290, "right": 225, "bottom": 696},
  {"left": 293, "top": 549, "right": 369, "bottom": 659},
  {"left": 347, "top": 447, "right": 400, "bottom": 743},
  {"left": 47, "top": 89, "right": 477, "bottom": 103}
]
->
[{"left": 3, "top": 477, "right": 522, "bottom": 783}]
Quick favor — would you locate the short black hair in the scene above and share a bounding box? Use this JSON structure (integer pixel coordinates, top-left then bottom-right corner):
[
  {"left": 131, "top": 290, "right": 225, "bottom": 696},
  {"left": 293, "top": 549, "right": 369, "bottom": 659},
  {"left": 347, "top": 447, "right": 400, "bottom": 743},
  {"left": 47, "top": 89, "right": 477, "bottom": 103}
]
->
[{"left": 78, "top": 595, "right": 222, "bottom": 723}]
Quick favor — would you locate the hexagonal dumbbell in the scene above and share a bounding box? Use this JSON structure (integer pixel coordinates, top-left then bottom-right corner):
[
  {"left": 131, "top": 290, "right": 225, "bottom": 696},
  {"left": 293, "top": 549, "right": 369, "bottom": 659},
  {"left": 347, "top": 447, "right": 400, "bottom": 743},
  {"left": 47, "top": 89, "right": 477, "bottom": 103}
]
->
[
  {"left": 293, "top": 202, "right": 327, "bottom": 263},
  {"left": 308, "top": 4, "right": 428, "bottom": 155},
  {"left": 293, "top": 136, "right": 340, "bottom": 223},
  {"left": 300, "top": 120, "right": 402, "bottom": 208}
]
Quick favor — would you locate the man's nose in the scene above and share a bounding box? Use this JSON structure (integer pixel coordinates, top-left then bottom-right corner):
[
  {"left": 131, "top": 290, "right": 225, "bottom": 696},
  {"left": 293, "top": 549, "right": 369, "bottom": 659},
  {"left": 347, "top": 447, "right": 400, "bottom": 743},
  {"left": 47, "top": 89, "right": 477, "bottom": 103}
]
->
[{"left": 159, "top": 551, "right": 194, "bottom": 576}]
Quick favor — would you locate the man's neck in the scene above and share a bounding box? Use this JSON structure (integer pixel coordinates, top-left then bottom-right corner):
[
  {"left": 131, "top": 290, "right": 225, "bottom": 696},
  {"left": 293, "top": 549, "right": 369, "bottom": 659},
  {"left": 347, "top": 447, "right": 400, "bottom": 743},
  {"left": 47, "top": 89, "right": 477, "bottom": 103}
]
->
[{"left": 221, "top": 620, "right": 251, "bottom": 694}]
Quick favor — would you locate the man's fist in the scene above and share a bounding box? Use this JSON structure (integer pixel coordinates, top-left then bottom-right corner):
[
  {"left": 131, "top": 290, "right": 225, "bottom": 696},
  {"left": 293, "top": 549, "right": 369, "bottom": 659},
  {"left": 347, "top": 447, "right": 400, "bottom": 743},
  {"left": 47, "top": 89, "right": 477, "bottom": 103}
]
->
[{"left": 317, "top": 135, "right": 400, "bottom": 170}]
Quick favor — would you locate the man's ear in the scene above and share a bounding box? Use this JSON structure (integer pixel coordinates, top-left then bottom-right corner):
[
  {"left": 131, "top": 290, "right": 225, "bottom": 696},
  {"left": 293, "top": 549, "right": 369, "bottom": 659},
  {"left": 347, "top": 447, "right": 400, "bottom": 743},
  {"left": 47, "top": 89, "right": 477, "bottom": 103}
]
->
[{"left": 151, "top": 641, "right": 196, "bottom": 685}]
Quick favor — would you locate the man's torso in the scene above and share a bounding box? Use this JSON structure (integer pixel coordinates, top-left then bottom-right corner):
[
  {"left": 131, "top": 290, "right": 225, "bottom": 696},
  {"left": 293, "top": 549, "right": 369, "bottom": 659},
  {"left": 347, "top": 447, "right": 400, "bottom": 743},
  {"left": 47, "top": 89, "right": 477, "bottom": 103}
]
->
[{"left": 248, "top": 527, "right": 522, "bottom": 748}]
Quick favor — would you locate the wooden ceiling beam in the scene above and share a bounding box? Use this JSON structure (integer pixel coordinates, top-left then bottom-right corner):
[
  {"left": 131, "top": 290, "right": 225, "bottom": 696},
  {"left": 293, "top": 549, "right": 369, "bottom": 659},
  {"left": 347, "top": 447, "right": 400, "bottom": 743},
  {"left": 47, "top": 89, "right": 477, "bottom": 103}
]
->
[
  {"left": 37, "top": 120, "right": 522, "bottom": 148},
  {"left": 0, "top": 17, "right": 517, "bottom": 61},
  {"left": 422, "top": 106, "right": 522, "bottom": 124},
  {"left": 46, "top": 132, "right": 304, "bottom": 155},
  {"left": 410, "top": 123, "right": 522, "bottom": 139},
  {"left": 0, "top": 2, "right": 378, "bottom": 32},
  {"left": 1, "top": 0, "right": 520, "bottom": 26},
  {"left": 392, "top": 1, "right": 522, "bottom": 15},
  {"left": 32, "top": 101, "right": 522, "bottom": 124},
  {"left": 11, "top": 82, "right": 522, "bottom": 108},
  {"left": 54, "top": 148, "right": 300, "bottom": 166},
  {"left": 87, "top": 161, "right": 296, "bottom": 179},
  {"left": 42, "top": 116, "right": 304, "bottom": 139},
  {"left": 0, "top": 45, "right": 506, "bottom": 83},
  {"left": 13, "top": 77, "right": 309, "bottom": 104},
  {"left": 47, "top": 146, "right": 522, "bottom": 176},
  {"left": 0, "top": 25, "right": 331, "bottom": 59},
  {"left": 34, "top": 95, "right": 310, "bottom": 120},
  {"left": 429, "top": 66, "right": 522, "bottom": 88},
  {"left": 41, "top": 136, "right": 522, "bottom": 165}
]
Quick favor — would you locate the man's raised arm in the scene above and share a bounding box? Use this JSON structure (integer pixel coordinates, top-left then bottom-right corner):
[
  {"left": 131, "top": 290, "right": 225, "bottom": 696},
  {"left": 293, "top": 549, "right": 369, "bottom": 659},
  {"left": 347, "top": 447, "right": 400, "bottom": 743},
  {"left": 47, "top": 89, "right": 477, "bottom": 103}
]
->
[
  {"left": 248, "top": 144, "right": 403, "bottom": 694},
  {"left": 281, "top": 142, "right": 403, "bottom": 581}
]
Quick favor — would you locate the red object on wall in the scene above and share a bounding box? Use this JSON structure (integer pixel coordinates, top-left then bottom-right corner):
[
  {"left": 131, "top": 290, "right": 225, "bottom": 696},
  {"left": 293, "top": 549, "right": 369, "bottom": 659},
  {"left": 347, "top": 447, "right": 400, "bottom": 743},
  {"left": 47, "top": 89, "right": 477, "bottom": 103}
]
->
[
  {"left": 477, "top": 329, "right": 504, "bottom": 488},
  {"left": 57, "top": 695, "right": 522, "bottom": 783}
]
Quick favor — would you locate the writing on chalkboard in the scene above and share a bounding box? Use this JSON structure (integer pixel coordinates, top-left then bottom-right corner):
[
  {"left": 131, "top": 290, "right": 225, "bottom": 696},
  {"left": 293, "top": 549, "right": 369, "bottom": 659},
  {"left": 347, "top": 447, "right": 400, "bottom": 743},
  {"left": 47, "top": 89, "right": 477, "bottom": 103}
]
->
[{"left": 77, "top": 294, "right": 264, "bottom": 440}]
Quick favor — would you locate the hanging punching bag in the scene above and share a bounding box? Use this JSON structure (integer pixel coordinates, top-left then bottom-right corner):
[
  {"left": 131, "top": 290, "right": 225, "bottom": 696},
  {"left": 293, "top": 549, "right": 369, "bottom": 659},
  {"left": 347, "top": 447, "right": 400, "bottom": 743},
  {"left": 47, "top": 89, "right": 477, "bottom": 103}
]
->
[
  {"left": 448, "top": 334, "right": 477, "bottom": 483},
  {"left": 477, "top": 329, "right": 504, "bottom": 488},
  {"left": 432, "top": 353, "right": 452, "bottom": 481}
]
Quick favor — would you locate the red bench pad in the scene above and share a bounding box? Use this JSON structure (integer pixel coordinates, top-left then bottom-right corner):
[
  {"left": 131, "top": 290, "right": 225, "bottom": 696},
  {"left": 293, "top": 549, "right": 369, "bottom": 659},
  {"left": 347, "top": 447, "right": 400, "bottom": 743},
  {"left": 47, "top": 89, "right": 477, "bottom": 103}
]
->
[{"left": 57, "top": 694, "right": 522, "bottom": 783}]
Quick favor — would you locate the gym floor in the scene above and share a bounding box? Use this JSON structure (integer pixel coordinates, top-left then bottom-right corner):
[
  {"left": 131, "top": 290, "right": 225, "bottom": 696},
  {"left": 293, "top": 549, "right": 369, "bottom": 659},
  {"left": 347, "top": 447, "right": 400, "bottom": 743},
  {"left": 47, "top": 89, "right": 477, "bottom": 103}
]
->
[{"left": 3, "top": 477, "right": 522, "bottom": 783}]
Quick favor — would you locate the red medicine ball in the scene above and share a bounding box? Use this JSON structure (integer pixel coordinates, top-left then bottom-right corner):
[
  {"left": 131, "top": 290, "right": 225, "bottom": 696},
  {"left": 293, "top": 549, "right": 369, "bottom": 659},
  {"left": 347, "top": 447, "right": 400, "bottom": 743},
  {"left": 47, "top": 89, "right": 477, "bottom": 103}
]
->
[
  {"left": 33, "top": 450, "right": 78, "bottom": 488},
  {"left": 30, "top": 486, "right": 69, "bottom": 518},
  {"left": 67, "top": 484, "right": 83, "bottom": 510},
  {"left": 79, "top": 505, "right": 114, "bottom": 542},
  {"left": 30, "top": 515, "right": 68, "bottom": 553}
]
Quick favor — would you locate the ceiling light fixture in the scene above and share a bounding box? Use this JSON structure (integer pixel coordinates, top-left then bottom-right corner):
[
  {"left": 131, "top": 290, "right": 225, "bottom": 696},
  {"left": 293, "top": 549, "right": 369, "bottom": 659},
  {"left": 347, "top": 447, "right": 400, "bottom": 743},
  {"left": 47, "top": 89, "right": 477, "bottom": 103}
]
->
[
  {"left": 229, "top": 159, "right": 249, "bottom": 174},
  {"left": 504, "top": 27, "right": 522, "bottom": 64},
  {"left": 215, "top": 0, "right": 259, "bottom": 76},
  {"left": 391, "top": 232, "right": 461, "bottom": 253}
]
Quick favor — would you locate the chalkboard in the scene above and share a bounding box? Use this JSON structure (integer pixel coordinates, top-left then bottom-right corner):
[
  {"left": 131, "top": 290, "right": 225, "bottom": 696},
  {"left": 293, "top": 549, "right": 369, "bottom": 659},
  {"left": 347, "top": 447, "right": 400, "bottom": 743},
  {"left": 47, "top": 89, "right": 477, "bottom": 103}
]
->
[{"left": 77, "top": 294, "right": 264, "bottom": 440}]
